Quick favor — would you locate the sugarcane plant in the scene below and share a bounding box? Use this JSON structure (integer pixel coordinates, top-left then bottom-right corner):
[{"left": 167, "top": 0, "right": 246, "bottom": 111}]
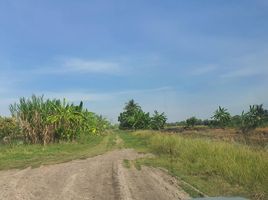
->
[{"left": 9, "top": 95, "right": 110, "bottom": 144}]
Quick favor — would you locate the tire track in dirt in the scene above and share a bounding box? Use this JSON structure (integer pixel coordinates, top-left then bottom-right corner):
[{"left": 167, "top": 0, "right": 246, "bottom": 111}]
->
[{"left": 0, "top": 149, "right": 190, "bottom": 200}]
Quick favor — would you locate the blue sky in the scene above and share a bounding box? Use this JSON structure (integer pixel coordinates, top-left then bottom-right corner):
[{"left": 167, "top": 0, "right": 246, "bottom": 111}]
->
[{"left": 0, "top": 0, "right": 268, "bottom": 122}]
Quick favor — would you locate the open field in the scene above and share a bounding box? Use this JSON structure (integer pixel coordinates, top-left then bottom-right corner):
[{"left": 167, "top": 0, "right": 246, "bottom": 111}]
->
[{"left": 164, "top": 126, "right": 268, "bottom": 148}]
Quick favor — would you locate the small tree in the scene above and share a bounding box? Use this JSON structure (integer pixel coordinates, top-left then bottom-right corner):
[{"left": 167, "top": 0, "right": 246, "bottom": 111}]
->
[
  {"left": 186, "top": 117, "right": 198, "bottom": 127},
  {"left": 150, "top": 111, "right": 167, "bottom": 130},
  {"left": 212, "top": 106, "right": 231, "bottom": 128}
]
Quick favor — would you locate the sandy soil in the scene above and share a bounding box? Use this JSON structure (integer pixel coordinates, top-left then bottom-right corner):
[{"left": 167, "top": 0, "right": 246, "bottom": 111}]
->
[{"left": 0, "top": 149, "right": 190, "bottom": 200}]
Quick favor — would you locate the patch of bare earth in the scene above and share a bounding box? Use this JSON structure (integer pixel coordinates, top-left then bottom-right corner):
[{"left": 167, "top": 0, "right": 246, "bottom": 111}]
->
[{"left": 0, "top": 149, "right": 190, "bottom": 200}]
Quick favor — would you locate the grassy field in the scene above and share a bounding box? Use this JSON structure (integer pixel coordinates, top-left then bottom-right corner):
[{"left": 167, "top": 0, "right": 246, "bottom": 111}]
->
[
  {"left": 164, "top": 126, "right": 268, "bottom": 148},
  {"left": 0, "top": 133, "right": 118, "bottom": 170},
  {"left": 118, "top": 130, "right": 268, "bottom": 200}
]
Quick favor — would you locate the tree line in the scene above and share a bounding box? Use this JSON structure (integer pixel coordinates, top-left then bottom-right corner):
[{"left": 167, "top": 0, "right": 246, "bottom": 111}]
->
[
  {"left": 172, "top": 105, "right": 268, "bottom": 133},
  {"left": 118, "top": 99, "right": 167, "bottom": 130}
]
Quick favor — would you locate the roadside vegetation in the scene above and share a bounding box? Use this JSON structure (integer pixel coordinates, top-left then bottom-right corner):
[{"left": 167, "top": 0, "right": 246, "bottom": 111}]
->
[
  {"left": 1, "top": 95, "right": 111, "bottom": 145},
  {"left": 0, "top": 132, "right": 120, "bottom": 170},
  {"left": 0, "top": 95, "right": 115, "bottom": 169}
]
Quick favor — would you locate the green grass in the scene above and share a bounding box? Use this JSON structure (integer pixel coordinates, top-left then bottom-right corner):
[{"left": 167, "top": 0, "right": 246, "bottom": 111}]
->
[
  {"left": 117, "top": 130, "right": 152, "bottom": 152},
  {"left": 0, "top": 134, "right": 115, "bottom": 170},
  {"left": 119, "top": 130, "right": 268, "bottom": 200}
]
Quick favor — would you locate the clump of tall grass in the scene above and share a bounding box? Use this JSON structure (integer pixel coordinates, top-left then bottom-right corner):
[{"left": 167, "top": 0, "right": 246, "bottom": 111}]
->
[
  {"left": 9, "top": 95, "right": 110, "bottom": 145},
  {"left": 150, "top": 134, "right": 268, "bottom": 198}
]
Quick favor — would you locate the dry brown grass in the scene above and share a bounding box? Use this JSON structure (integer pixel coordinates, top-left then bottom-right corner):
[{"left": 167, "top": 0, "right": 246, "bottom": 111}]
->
[{"left": 163, "top": 127, "right": 268, "bottom": 148}]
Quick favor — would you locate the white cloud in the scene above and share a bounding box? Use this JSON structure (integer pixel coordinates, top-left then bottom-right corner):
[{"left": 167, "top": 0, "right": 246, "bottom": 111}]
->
[
  {"left": 35, "top": 58, "right": 123, "bottom": 75},
  {"left": 38, "top": 92, "right": 113, "bottom": 102},
  {"left": 34, "top": 87, "right": 173, "bottom": 103},
  {"left": 63, "top": 58, "right": 122, "bottom": 74},
  {"left": 221, "top": 66, "right": 268, "bottom": 78}
]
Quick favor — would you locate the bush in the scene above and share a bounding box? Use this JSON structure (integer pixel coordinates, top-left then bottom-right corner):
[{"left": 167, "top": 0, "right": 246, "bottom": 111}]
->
[
  {"left": 186, "top": 117, "right": 199, "bottom": 127},
  {"left": 0, "top": 117, "right": 20, "bottom": 143}
]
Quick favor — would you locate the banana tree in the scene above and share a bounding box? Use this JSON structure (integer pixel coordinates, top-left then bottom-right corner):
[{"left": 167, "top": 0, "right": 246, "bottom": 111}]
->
[{"left": 212, "top": 106, "right": 231, "bottom": 128}]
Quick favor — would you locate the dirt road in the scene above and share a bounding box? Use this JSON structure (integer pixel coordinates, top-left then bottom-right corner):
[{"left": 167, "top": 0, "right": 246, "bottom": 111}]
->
[{"left": 0, "top": 149, "right": 190, "bottom": 200}]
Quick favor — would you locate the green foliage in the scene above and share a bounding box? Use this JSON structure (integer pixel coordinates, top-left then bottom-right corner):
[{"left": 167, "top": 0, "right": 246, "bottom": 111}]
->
[
  {"left": 0, "top": 117, "right": 20, "bottom": 143},
  {"left": 239, "top": 104, "right": 266, "bottom": 133},
  {"left": 118, "top": 100, "right": 167, "bottom": 130},
  {"left": 212, "top": 106, "right": 231, "bottom": 128},
  {"left": 231, "top": 115, "right": 241, "bottom": 127},
  {"left": 186, "top": 116, "right": 198, "bottom": 127},
  {"left": 150, "top": 111, "right": 167, "bottom": 130},
  {"left": 131, "top": 110, "right": 151, "bottom": 130},
  {"left": 9, "top": 95, "right": 110, "bottom": 144},
  {"left": 118, "top": 99, "right": 142, "bottom": 129}
]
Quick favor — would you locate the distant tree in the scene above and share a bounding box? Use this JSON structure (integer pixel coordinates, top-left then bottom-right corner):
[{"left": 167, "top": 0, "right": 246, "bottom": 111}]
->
[
  {"left": 118, "top": 100, "right": 151, "bottom": 130},
  {"left": 124, "top": 99, "right": 141, "bottom": 115},
  {"left": 263, "top": 108, "right": 268, "bottom": 126},
  {"left": 202, "top": 119, "right": 212, "bottom": 126},
  {"left": 118, "top": 100, "right": 169, "bottom": 130},
  {"left": 150, "top": 111, "right": 167, "bottom": 130},
  {"left": 231, "top": 115, "right": 241, "bottom": 128},
  {"left": 212, "top": 106, "right": 231, "bottom": 128},
  {"left": 239, "top": 104, "right": 265, "bottom": 133},
  {"left": 186, "top": 117, "right": 198, "bottom": 127},
  {"left": 118, "top": 99, "right": 143, "bottom": 129},
  {"left": 176, "top": 121, "right": 186, "bottom": 126}
]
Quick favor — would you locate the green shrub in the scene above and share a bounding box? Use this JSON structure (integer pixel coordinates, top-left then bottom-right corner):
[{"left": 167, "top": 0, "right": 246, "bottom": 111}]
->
[{"left": 239, "top": 105, "right": 266, "bottom": 133}]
